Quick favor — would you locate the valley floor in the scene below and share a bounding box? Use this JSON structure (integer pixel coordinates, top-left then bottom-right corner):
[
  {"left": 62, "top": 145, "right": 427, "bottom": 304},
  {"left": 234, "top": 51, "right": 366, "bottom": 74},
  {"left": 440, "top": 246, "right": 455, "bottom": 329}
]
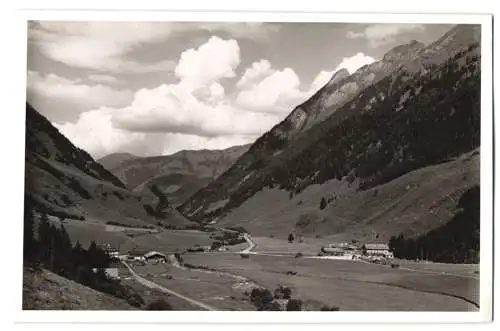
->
[
  {"left": 32, "top": 216, "right": 479, "bottom": 311},
  {"left": 119, "top": 232, "right": 479, "bottom": 311}
]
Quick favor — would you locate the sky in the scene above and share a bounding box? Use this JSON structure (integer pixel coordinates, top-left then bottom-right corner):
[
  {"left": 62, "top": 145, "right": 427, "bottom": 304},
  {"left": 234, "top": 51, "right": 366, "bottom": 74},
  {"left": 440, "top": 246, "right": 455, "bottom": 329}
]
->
[{"left": 26, "top": 21, "right": 454, "bottom": 159}]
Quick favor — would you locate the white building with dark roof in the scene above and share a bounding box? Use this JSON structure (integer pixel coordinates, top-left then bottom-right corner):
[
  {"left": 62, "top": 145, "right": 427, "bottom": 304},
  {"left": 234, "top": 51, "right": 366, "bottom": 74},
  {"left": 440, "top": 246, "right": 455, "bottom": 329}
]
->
[{"left": 364, "top": 243, "right": 394, "bottom": 258}]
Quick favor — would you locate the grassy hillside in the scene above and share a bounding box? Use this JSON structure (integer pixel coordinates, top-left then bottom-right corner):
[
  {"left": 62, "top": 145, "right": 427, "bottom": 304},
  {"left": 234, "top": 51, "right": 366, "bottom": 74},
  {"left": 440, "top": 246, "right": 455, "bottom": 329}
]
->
[
  {"left": 25, "top": 103, "right": 192, "bottom": 227},
  {"left": 216, "top": 149, "right": 478, "bottom": 240},
  {"left": 23, "top": 266, "right": 136, "bottom": 310}
]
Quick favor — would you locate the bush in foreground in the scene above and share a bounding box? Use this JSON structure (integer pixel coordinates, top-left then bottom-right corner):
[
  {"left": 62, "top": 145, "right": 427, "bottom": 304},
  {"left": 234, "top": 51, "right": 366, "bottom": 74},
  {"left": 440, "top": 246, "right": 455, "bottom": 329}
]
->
[
  {"left": 286, "top": 299, "right": 303, "bottom": 311},
  {"left": 146, "top": 299, "right": 172, "bottom": 310}
]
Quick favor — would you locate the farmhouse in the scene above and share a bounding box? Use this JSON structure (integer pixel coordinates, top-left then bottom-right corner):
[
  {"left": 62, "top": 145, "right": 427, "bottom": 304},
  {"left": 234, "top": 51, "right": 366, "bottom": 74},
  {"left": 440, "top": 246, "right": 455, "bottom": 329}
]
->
[
  {"left": 321, "top": 247, "right": 345, "bottom": 256},
  {"left": 127, "top": 250, "right": 148, "bottom": 262},
  {"left": 322, "top": 242, "right": 363, "bottom": 257},
  {"left": 364, "top": 243, "right": 394, "bottom": 258},
  {"left": 144, "top": 251, "right": 167, "bottom": 263}
]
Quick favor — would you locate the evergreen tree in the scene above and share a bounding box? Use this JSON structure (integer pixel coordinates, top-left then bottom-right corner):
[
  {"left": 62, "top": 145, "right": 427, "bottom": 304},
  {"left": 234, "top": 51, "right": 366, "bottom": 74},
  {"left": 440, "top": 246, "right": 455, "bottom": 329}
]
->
[
  {"left": 320, "top": 197, "right": 327, "bottom": 210},
  {"left": 23, "top": 194, "right": 37, "bottom": 261}
]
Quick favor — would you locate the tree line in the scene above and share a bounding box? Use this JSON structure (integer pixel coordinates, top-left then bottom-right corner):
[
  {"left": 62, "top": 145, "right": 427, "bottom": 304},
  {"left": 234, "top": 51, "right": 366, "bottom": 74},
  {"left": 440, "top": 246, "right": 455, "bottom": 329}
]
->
[
  {"left": 23, "top": 194, "right": 145, "bottom": 308},
  {"left": 388, "top": 185, "right": 479, "bottom": 264}
]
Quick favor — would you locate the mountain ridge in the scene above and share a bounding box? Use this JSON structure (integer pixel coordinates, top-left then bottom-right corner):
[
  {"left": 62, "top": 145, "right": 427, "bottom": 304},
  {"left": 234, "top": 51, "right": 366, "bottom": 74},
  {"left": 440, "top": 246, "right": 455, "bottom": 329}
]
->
[{"left": 178, "top": 24, "right": 481, "bottom": 240}]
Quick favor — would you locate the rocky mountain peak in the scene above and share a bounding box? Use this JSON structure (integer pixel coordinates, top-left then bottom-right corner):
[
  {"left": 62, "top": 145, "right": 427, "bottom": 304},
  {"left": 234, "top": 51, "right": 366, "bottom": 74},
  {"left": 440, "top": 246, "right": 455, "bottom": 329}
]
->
[
  {"left": 327, "top": 68, "right": 350, "bottom": 86},
  {"left": 383, "top": 40, "right": 425, "bottom": 63}
]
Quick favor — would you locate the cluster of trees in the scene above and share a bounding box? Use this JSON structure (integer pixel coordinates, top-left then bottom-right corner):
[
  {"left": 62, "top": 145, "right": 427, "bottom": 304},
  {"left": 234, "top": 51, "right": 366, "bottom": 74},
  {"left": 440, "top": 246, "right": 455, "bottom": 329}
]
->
[
  {"left": 389, "top": 186, "right": 479, "bottom": 263},
  {"left": 248, "top": 286, "right": 303, "bottom": 311},
  {"left": 23, "top": 194, "right": 148, "bottom": 308},
  {"left": 248, "top": 285, "right": 339, "bottom": 311}
]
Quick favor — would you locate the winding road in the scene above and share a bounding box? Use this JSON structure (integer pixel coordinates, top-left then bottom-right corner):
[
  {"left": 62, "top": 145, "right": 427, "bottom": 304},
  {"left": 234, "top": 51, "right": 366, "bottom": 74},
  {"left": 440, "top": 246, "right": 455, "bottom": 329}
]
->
[
  {"left": 121, "top": 261, "right": 216, "bottom": 311},
  {"left": 240, "top": 233, "right": 256, "bottom": 254}
]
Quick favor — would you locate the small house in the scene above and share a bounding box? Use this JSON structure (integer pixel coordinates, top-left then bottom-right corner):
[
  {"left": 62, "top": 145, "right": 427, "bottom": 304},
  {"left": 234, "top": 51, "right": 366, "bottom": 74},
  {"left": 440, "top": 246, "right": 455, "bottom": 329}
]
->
[
  {"left": 364, "top": 243, "right": 394, "bottom": 258},
  {"left": 144, "top": 251, "right": 167, "bottom": 263},
  {"left": 321, "top": 247, "right": 345, "bottom": 256},
  {"left": 127, "top": 250, "right": 148, "bottom": 262}
]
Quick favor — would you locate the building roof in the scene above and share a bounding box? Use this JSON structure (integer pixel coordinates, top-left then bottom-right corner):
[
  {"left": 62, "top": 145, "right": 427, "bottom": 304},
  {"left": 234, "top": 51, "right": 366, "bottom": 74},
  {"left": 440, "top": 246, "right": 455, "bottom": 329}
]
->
[
  {"left": 144, "top": 251, "right": 166, "bottom": 259},
  {"left": 323, "top": 247, "right": 345, "bottom": 253},
  {"left": 365, "top": 243, "right": 389, "bottom": 250},
  {"left": 128, "top": 250, "right": 149, "bottom": 256},
  {"left": 326, "top": 242, "right": 350, "bottom": 248}
]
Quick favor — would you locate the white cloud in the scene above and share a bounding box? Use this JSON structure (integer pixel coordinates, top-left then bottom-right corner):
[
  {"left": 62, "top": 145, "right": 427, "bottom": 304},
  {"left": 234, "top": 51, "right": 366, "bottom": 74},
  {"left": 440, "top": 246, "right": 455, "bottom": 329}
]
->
[
  {"left": 87, "top": 74, "right": 121, "bottom": 84},
  {"left": 235, "top": 67, "right": 307, "bottom": 113},
  {"left": 308, "top": 52, "right": 376, "bottom": 93},
  {"left": 112, "top": 82, "right": 279, "bottom": 137},
  {"left": 310, "top": 70, "right": 337, "bottom": 92},
  {"left": 29, "top": 21, "right": 276, "bottom": 73},
  {"left": 54, "top": 36, "right": 280, "bottom": 158},
  {"left": 174, "top": 36, "right": 240, "bottom": 89},
  {"left": 55, "top": 108, "right": 148, "bottom": 159},
  {"left": 236, "top": 59, "right": 275, "bottom": 88},
  {"left": 198, "top": 22, "right": 280, "bottom": 42},
  {"left": 27, "top": 70, "right": 133, "bottom": 121},
  {"left": 335, "top": 52, "right": 376, "bottom": 74},
  {"left": 29, "top": 22, "right": 178, "bottom": 73},
  {"left": 347, "top": 24, "right": 425, "bottom": 47}
]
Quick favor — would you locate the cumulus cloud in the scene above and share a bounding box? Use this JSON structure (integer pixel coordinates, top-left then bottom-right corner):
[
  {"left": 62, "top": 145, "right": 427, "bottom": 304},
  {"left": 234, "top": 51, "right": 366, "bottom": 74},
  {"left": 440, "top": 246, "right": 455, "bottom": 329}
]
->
[
  {"left": 174, "top": 36, "right": 240, "bottom": 88},
  {"left": 347, "top": 24, "right": 425, "bottom": 47},
  {"left": 27, "top": 70, "right": 133, "bottom": 122},
  {"left": 110, "top": 82, "right": 277, "bottom": 137},
  {"left": 335, "top": 52, "right": 376, "bottom": 74},
  {"left": 235, "top": 67, "right": 307, "bottom": 113},
  {"left": 42, "top": 27, "right": 378, "bottom": 158},
  {"left": 234, "top": 53, "right": 375, "bottom": 114},
  {"left": 29, "top": 21, "right": 277, "bottom": 73},
  {"left": 236, "top": 59, "right": 275, "bottom": 88},
  {"left": 55, "top": 36, "right": 280, "bottom": 158}
]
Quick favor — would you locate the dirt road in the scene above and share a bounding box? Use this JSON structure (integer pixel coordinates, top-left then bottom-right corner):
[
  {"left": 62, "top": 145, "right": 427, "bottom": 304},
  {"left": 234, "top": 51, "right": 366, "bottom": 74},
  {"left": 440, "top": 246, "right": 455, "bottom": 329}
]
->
[{"left": 121, "top": 261, "right": 216, "bottom": 311}]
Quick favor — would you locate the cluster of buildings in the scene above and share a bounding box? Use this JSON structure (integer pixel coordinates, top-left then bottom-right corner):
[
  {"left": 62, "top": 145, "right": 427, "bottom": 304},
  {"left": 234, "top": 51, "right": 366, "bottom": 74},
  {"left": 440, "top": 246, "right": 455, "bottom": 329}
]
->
[
  {"left": 92, "top": 244, "right": 169, "bottom": 280},
  {"left": 320, "top": 242, "right": 394, "bottom": 260}
]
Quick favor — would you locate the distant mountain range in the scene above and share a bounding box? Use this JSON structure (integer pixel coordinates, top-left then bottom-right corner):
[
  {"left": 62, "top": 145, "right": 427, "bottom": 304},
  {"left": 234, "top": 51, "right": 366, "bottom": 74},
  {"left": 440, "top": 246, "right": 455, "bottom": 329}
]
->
[
  {"left": 177, "top": 24, "right": 481, "bottom": 240},
  {"left": 98, "top": 144, "right": 250, "bottom": 206}
]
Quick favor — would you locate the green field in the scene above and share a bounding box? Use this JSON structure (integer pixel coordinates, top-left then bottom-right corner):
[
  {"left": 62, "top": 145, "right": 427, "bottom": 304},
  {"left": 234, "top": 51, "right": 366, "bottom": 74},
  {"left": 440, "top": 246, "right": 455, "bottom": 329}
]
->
[
  {"left": 47, "top": 216, "right": 479, "bottom": 311},
  {"left": 48, "top": 217, "right": 214, "bottom": 253},
  {"left": 126, "top": 262, "right": 255, "bottom": 310},
  {"left": 182, "top": 253, "right": 479, "bottom": 311}
]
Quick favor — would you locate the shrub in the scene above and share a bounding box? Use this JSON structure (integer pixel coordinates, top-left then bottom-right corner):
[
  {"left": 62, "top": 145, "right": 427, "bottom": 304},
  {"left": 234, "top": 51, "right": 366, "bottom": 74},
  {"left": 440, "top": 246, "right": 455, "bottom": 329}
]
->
[
  {"left": 320, "top": 197, "right": 327, "bottom": 210},
  {"left": 274, "top": 285, "right": 292, "bottom": 300},
  {"left": 146, "top": 299, "right": 172, "bottom": 310},
  {"left": 286, "top": 299, "right": 303, "bottom": 311},
  {"left": 126, "top": 293, "right": 145, "bottom": 308},
  {"left": 250, "top": 288, "right": 274, "bottom": 310}
]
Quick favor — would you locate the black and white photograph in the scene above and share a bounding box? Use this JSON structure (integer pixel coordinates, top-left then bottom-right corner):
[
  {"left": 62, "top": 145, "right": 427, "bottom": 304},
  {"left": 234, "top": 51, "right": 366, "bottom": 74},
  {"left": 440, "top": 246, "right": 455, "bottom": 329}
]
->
[{"left": 12, "top": 7, "right": 494, "bottom": 325}]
